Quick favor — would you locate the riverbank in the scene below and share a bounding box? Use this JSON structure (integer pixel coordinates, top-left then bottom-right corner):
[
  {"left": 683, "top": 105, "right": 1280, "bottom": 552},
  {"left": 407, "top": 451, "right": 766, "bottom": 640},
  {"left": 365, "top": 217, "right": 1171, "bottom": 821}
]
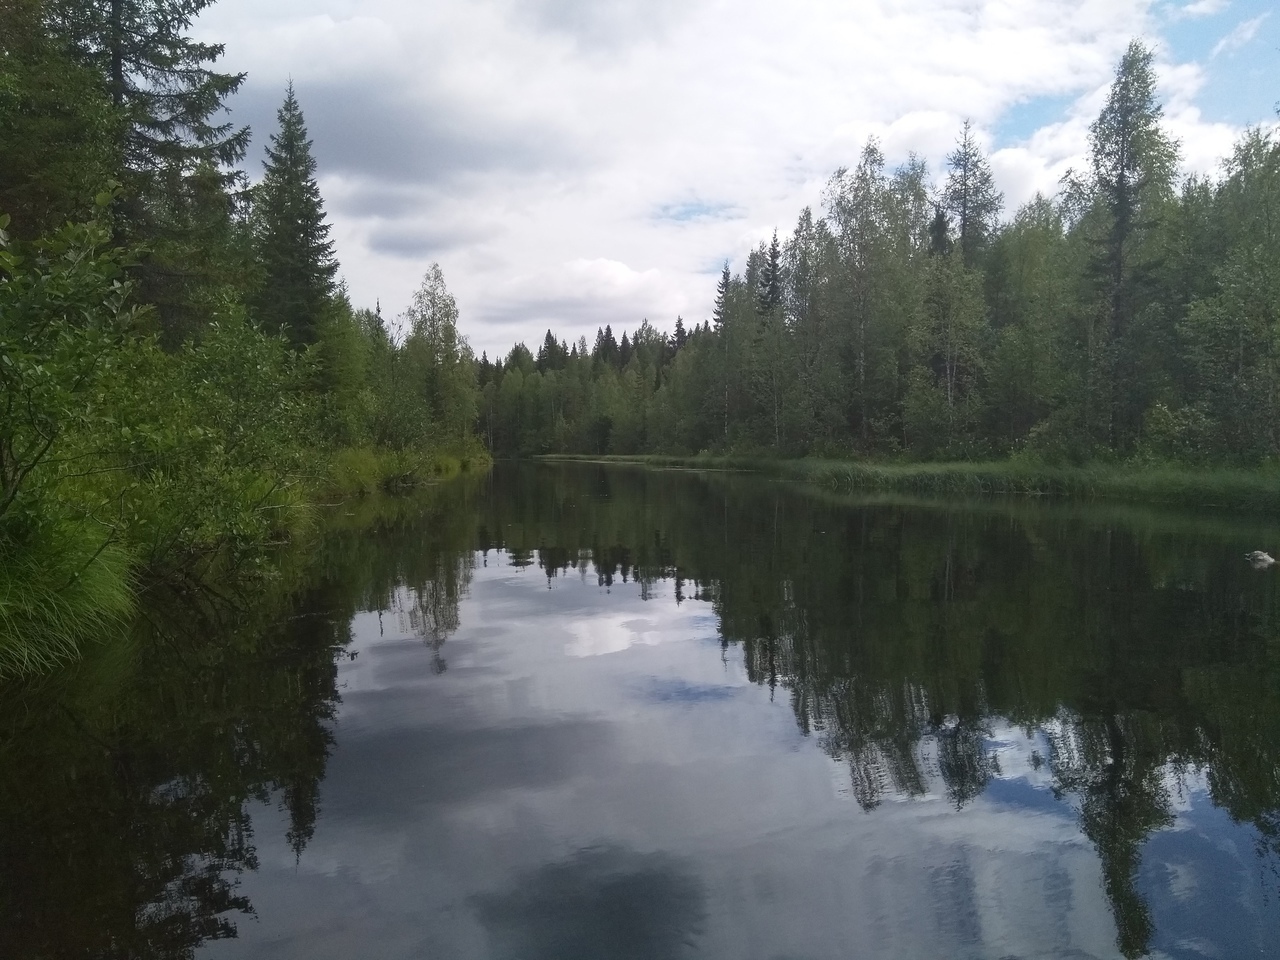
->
[
  {"left": 536, "top": 454, "right": 1280, "bottom": 512},
  {"left": 0, "top": 446, "right": 490, "bottom": 680}
]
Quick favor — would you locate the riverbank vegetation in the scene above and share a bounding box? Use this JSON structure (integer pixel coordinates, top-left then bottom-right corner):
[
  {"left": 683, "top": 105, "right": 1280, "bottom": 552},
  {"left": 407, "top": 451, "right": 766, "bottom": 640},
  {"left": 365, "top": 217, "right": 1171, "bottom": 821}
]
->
[
  {"left": 481, "top": 42, "right": 1280, "bottom": 481},
  {"left": 0, "top": 0, "right": 484, "bottom": 674},
  {"left": 540, "top": 454, "right": 1280, "bottom": 512}
]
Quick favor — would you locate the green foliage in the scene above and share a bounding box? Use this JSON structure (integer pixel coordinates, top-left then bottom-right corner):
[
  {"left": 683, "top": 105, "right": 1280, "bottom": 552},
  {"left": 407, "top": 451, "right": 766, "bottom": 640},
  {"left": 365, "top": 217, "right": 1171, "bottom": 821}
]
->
[
  {"left": 47, "top": 0, "right": 249, "bottom": 182},
  {"left": 0, "top": 8, "right": 490, "bottom": 678},
  {"left": 0, "top": 0, "right": 121, "bottom": 238},
  {"left": 97, "top": 312, "right": 315, "bottom": 565},
  {"left": 0, "top": 520, "right": 133, "bottom": 677},
  {"left": 0, "top": 205, "right": 143, "bottom": 529}
]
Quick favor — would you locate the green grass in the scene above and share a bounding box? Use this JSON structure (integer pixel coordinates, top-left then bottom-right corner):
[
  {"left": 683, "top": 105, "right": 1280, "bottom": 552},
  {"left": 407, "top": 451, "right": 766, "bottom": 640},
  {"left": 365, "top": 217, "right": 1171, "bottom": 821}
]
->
[
  {"left": 537, "top": 454, "right": 1280, "bottom": 512},
  {"left": 327, "top": 445, "right": 494, "bottom": 495},
  {"left": 0, "top": 522, "right": 135, "bottom": 679},
  {"left": 801, "top": 460, "right": 1280, "bottom": 511}
]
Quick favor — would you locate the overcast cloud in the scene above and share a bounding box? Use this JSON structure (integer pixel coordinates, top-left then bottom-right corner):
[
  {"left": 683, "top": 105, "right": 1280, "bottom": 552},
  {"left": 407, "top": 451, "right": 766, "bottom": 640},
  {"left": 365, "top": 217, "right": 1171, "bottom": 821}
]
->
[{"left": 194, "top": 0, "right": 1280, "bottom": 357}]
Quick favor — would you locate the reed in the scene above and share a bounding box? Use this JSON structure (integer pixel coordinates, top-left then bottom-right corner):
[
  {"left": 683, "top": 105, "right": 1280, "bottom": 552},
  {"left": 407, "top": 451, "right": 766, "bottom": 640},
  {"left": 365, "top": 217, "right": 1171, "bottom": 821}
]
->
[{"left": 0, "top": 522, "right": 134, "bottom": 679}]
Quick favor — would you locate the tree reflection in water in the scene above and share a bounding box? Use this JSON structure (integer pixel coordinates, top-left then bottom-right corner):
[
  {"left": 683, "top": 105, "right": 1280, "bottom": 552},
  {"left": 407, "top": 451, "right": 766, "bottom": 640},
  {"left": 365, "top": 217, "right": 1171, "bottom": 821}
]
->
[
  {"left": 474, "top": 464, "right": 1280, "bottom": 959},
  {"left": 2, "top": 463, "right": 1279, "bottom": 960},
  {"left": 0, "top": 488, "right": 481, "bottom": 960}
]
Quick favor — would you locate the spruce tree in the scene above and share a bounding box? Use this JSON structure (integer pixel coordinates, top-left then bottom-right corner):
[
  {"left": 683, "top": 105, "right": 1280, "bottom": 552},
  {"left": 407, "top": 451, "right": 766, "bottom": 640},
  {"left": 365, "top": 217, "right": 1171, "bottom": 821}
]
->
[
  {"left": 928, "top": 205, "right": 953, "bottom": 256},
  {"left": 1089, "top": 39, "right": 1177, "bottom": 341},
  {"left": 943, "top": 120, "right": 1002, "bottom": 267},
  {"left": 252, "top": 83, "right": 338, "bottom": 348},
  {"left": 0, "top": 0, "right": 120, "bottom": 238},
  {"left": 758, "top": 230, "right": 782, "bottom": 313},
  {"left": 44, "top": 0, "right": 252, "bottom": 341},
  {"left": 47, "top": 0, "right": 248, "bottom": 190},
  {"left": 1087, "top": 39, "right": 1178, "bottom": 449},
  {"left": 712, "top": 263, "right": 731, "bottom": 330}
]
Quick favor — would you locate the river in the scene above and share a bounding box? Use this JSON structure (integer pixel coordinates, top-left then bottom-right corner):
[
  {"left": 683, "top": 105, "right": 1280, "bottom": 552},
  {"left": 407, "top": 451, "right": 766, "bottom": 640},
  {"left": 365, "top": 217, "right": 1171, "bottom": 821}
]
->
[{"left": 3, "top": 462, "right": 1279, "bottom": 959}]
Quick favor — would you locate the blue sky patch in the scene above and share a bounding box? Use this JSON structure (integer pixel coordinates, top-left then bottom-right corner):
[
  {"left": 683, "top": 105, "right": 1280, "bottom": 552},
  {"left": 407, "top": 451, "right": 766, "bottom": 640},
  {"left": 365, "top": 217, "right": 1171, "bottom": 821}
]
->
[
  {"left": 995, "top": 93, "right": 1081, "bottom": 145},
  {"left": 652, "top": 200, "right": 744, "bottom": 223}
]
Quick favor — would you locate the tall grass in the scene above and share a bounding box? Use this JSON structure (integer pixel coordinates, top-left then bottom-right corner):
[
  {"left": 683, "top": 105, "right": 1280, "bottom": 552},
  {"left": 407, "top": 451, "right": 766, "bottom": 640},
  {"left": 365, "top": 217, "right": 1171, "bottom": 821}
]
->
[
  {"left": 802, "top": 460, "right": 1280, "bottom": 511},
  {"left": 327, "top": 445, "right": 493, "bottom": 496},
  {"left": 0, "top": 522, "right": 134, "bottom": 679},
  {"left": 538, "top": 453, "right": 1280, "bottom": 512}
]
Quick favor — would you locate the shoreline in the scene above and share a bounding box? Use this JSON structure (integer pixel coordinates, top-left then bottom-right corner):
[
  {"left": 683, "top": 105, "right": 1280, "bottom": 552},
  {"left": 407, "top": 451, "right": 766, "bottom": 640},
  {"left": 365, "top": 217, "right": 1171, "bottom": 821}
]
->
[{"left": 533, "top": 454, "right": 1280, "bottom": 512}]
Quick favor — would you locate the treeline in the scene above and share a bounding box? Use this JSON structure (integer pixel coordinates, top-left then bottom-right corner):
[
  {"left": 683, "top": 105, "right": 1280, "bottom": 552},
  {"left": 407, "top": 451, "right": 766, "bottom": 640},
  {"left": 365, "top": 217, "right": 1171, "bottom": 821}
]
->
[
  {"left": 0, "top": 0, "right": 481, "bottom": 674},
  {"left": 483, "top": 42, "right": 1280, "bottom": 464}
]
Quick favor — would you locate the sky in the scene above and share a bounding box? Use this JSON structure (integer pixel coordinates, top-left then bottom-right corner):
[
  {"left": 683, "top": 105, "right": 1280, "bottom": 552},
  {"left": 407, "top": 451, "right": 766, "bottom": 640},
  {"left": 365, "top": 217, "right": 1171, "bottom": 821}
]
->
[{"left": 192, "top": 0, "right": 1280, "bottom": 359}]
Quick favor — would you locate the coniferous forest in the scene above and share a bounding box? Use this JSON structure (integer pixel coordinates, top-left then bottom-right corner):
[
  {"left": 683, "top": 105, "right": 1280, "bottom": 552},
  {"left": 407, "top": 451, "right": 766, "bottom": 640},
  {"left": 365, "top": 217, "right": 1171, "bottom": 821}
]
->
[{"left": 480, "top": 44, "right": 1280, "bottom": 468}]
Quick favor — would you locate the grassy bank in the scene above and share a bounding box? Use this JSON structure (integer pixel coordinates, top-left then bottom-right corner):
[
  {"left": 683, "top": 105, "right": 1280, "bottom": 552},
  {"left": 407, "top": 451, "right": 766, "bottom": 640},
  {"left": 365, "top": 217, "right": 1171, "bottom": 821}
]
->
[
  {"left": 0, "top": 444, "right": 491, "bottom": 681},
  {"left": 537, "top": 454, "right": 1280, "bottom": 512}
]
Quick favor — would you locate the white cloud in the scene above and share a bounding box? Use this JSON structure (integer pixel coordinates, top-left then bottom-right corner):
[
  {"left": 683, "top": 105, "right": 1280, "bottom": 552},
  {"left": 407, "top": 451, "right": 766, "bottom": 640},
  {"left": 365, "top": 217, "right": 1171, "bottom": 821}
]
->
[
  {"left": 1211, "top": 13, "right": 1269, "bottom": 57},
  {"left": 194, "top": 0, "right": 1266, "bottom": 357},
  {"left": 1176, "top": 0, "right": 1230, "bottom": 18}
]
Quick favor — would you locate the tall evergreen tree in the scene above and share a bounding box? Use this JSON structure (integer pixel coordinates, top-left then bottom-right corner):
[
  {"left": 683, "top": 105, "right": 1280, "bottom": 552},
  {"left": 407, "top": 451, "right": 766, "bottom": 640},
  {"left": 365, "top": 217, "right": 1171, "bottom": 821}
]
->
[
  {"left": 712, "top": 263, "right": 731, "bottom": 330},
  {"left": 758, "top": 230, "right": 783, "bottom": 313},
  {"left": 1087, "top": 39, "right": 1178, "bottom": 448},
  {"left": 0, "top": 0, "right": 120, "bottom": 238},
  {"left": 942, "top": 120, "right": 1002, "bottom": 267},
  {"left": 252, "top": 83, "right": 338, "bottom": 348},
  {"left": 47, "top": 0, "right": 248, "bottom": 186},
  {"left": 712, "top": 262, "right": 733, "bottom": 440},
  {"left": 1089, "top": 40, "right": 1177, "bottom": 338},
  {"left": 928, "top": 205, "right": 953, "bottom": 257},
  {"left": 41, "top": 0, "right": 253, "bottom": 342}
]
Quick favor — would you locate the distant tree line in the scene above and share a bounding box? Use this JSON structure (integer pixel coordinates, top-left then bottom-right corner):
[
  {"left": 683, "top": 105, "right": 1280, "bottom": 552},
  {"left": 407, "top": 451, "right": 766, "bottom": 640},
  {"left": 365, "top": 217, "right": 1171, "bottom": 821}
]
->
[{"left": 483, "top": 42, "right": 1280, "bottom": 465}]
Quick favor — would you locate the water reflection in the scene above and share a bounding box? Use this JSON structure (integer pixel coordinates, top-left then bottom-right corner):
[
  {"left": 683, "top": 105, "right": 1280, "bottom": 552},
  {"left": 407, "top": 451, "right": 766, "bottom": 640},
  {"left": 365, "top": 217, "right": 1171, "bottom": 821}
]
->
[
  {"left": 474, "top": 846, "right": 705, "bottom": 960},
  {"left": 1, "top": 463, "right": 1279, "bottom": 959},
  {"left": 466, "top": 464, "right": 1280, "bottom": 959},
  {"left": 0, "top": 490, "right": 480, "bottom": 959}
]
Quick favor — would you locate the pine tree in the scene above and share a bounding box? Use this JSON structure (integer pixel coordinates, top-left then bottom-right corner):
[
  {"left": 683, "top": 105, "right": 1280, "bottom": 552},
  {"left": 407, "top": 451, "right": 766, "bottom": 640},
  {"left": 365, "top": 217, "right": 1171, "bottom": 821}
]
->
[
  {"left": 943, "top": 120, "right": 1002, "bottom": 267},
  {"left": 758, "top": 230, "right": 782, "bottom": 313},
  {"left": 252, "top": 83, "right": 338, "bottom": 348}
]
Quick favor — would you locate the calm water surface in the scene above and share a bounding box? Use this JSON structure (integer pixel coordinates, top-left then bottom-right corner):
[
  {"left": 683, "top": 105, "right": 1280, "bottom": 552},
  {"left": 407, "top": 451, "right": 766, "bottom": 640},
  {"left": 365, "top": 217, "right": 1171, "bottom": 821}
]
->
[{"left": 4, "top": 463, "right": 1280, "bottom": 959}]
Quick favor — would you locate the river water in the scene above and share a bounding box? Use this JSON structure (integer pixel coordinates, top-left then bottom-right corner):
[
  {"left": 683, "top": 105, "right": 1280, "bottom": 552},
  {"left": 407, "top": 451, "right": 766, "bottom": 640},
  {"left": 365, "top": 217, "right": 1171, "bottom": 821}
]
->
[{"left": 4, "top": 462, "right": 1280, "bottom": 959}]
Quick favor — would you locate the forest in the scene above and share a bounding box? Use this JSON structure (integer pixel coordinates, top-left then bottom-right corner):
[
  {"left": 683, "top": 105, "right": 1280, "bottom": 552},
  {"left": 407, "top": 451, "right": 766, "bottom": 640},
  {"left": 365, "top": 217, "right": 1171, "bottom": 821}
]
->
[
  {"left": 4, "top": 0, "right": 1280, "bottom": 675},
  {"left": 480, "top": 43, "right": 1280, "bottom": 467},
  {"left": 0, "top": 0, "right": 482, "bottom": 673}
]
